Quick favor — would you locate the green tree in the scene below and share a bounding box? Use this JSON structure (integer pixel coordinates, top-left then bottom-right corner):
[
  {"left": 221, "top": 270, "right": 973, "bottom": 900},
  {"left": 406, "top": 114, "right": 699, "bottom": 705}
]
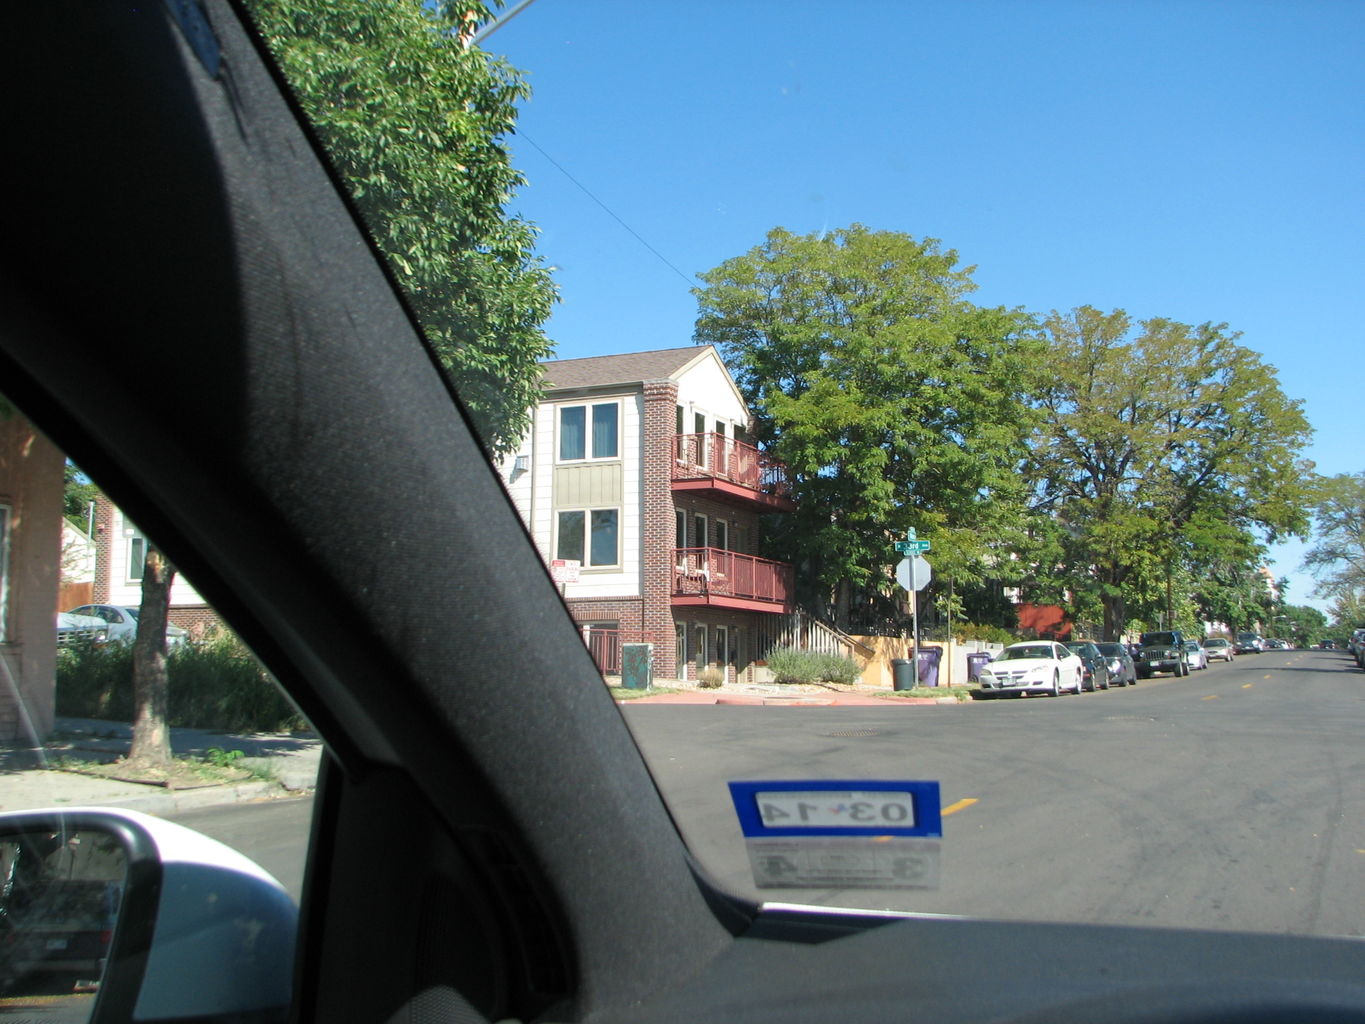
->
[
  {"left": 1302, "top": 471, "right": 1365, "bottom": 606},
  {"left": 1026, "top": 306, "right": 1313, "bottom": 640},
  {"left": 245, "top": 0, "right": 556, "bottom": 455},
  {"left": 63, "top": 462, "right": 99, "bottom": 530},
  {"left": 693, "top": 225, "right": 1042, "bottom": 629}
]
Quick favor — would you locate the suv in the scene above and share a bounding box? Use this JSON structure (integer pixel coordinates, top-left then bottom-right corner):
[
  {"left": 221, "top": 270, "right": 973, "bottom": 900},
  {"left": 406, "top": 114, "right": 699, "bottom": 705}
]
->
[
  {"left": 1136, "top": 630, "right": 1189, "bottom": 677},
  {"left": 1235, "top": 631, "right": 1265, "bottom": 654}
]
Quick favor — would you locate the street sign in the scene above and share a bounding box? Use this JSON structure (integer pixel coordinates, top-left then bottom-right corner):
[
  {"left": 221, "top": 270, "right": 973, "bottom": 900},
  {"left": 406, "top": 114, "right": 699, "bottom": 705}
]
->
[
  {"left": 895, "top": 556, "right": 932, "bottom": 592},
  {"left": 894, "top": 532, "right": 931, "bottom": 555}
]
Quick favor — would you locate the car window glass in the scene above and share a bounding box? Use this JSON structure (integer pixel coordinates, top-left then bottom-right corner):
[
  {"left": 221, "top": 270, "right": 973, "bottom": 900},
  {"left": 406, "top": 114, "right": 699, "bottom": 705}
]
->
[
  {"left": 1, "top": 409, "right": 315, "bottom": 1015},
  {"left": 228, "top": 0, "right": 1361, "bottom": 943}
]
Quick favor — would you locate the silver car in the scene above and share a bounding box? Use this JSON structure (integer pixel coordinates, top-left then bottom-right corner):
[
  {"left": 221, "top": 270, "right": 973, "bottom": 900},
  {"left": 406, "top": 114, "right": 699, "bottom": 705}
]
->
[{"left": 1184, "top": 639, "right": 1208, "bottom": 670}]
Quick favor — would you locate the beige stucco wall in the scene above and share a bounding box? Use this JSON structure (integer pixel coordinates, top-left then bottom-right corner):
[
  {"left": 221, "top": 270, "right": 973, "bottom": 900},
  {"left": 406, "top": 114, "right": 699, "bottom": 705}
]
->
[{"left": 0, "top": 414, "right": 64, "bottom": 744}]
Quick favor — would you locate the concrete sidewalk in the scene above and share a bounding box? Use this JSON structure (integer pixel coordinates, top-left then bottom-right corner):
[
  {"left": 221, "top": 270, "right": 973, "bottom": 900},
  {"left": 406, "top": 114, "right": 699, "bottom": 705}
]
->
[
  {"left": 618, "top": 688, "right": 964, "bottom": 706},
  {"left": 0, "top": 717, "right": 322, "bottom": 816}
]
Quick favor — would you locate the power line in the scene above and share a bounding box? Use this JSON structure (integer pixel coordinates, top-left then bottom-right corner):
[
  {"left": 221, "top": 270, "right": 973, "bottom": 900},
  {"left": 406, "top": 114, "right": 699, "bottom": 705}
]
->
[{"left": 517, "top": 131, "right": 698, "bottom": 290}]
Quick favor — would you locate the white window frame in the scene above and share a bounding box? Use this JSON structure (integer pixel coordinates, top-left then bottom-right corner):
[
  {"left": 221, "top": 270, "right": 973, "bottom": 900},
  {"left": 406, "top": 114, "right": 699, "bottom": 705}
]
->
[
  {"left": 556, "top": 400, "right": 621, "bottom": 463},
  {"left": 126, "top": 528, "right": 148, "bottom": 583},
  {"left": 554, "top": 506, "right": 621, "bottom": 569}
]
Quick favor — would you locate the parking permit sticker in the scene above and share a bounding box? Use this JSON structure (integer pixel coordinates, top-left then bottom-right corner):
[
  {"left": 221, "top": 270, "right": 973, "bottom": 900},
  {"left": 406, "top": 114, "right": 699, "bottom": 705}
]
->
[{"left": 729, "top": 781, "right": 942, "bottom": 889}]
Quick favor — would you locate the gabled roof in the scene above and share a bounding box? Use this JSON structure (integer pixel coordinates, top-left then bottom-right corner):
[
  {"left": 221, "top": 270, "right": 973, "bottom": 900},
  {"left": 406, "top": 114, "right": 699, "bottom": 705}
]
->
[{"left": 540, "top": 345, "right": 716, "bottom": 391}]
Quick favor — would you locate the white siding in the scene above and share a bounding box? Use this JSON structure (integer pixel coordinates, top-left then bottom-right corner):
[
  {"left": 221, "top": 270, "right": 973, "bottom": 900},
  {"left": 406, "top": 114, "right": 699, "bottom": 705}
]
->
[{"left": 105, "top": 508, "right": 206, "bottom": 607}]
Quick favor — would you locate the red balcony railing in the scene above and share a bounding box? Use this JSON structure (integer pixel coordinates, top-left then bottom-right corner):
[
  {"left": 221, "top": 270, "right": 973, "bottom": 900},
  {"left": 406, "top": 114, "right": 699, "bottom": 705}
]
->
[
  {"left": 671, "top": 433, "right": 792, "bottom": 504},
  {"left": 672, "top": 547, "right": 792, "bottom": 607}
]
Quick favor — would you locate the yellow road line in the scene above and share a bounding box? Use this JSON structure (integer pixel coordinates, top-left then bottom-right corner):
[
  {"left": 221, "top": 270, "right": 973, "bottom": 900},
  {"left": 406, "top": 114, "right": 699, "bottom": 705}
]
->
[
  {"left": 942, "top": 798, "right": 978, "bottom": 817},
  {"left": 1202, "top": 695, "right": 1219, "bottom": 701},
  {"left": 1242, "top": 683, "right": 1253, "bottom": 689}
]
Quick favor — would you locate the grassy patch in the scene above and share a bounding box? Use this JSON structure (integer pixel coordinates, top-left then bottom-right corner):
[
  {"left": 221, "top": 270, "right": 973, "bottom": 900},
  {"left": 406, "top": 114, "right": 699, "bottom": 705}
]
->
[
  {"left": 608, "top": 685, "right": 679, "bottom": 701},
  {"left": 884, "top": 685, "right": 976, "bottom": 701}
]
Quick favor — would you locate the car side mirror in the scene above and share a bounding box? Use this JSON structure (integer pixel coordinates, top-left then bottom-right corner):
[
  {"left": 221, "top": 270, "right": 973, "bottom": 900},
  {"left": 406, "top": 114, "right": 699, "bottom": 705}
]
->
[{"left": 0, "top": 808, "right": 296, "bottom": 1023}]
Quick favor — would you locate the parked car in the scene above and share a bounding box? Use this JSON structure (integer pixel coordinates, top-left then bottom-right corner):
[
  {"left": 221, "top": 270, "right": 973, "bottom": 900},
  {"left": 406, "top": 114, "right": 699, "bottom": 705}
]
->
[
  {"left": 1184, "top": 639, "right": 1208, "bottom": 670},
  {"left": 1095, "top": 642, "right": 1137, "bottom": 685},
  {"left": 1, "top": 878, "right": 121, "bottom": 987},
  {"left": 55, "top": 611, "right": 108, "bottom": 647},
  {"left": 975, "top": 641, "right": 1085, "bottom": 697},
  {"left": 1136, "top": 630, "right": 1190, "bottom": 677},
  {"left": 1203, "top": 636, "right": 1236, "bottom": 662},
  {"left": 66, "top": 604, "right": 188, "bottom": 648},
  {"left": 1064, "top": 640, "right": 1111, "bottom": 690},
  {"left": 1235, "top": 631, "right": 1265, "bottom": 654}
]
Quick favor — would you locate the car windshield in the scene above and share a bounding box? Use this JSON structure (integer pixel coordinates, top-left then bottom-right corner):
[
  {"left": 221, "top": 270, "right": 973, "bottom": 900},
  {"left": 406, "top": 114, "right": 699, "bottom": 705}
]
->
[
  {"left": 6, "top": 2, "right": 1360, "bottom": 985},
  {"left": 997, "top": 646, "right": 1053, "bottom": 661}
]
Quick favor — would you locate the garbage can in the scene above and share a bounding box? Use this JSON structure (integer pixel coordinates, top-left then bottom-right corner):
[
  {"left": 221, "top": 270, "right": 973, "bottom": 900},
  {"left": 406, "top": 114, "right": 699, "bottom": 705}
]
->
[
  {"left": 916, "top": 647, "right": 942, "bottom": 687},
  {"left": 966, "top": 652, "right": 993, "bottom": 683},
  {"left": 891, "top": 658, "right": 914, "bottom": 691}
]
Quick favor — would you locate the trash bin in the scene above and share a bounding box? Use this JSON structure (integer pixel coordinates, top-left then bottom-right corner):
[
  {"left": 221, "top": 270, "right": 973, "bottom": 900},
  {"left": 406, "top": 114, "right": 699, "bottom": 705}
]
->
[
  {"left": 891, "top": 658, "right": 914, "bottom": 691},
  {"left": 966, "top": 652, "right": 993, "bottom": 683},
  {"left": 621, "top": 643, "right": 653, "bottom": 690},
  {"left": 916, "top": 647, "right": 942, "bottom": 687}
]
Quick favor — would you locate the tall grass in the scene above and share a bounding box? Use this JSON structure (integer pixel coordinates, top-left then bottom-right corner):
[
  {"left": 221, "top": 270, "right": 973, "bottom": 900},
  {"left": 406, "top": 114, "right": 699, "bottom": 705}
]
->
[{"left": 56, "top": 629, "right": 306, "bottom": 733}]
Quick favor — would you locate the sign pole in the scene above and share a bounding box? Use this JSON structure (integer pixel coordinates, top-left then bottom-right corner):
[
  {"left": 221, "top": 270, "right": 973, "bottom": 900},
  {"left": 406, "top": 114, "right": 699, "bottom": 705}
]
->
[{"left": 911, "top": 561, "right": 919, "bottom": 686}]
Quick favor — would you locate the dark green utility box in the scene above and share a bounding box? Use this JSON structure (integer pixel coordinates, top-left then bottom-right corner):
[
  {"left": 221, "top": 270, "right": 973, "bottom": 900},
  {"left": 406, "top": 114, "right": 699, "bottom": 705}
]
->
[{"left": 621, "top": 643, "right": 654, "bottom": 690}]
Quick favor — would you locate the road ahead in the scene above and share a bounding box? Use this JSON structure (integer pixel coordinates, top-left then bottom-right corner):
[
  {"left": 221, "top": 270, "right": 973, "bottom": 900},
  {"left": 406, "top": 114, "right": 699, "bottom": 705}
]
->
[{"left": 623, "top": 648, "right": 1365, "bottom": 938}]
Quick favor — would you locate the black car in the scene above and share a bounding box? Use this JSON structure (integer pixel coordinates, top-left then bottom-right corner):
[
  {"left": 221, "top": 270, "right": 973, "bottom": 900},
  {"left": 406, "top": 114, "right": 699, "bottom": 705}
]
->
[
  {"left": 1064, "top": 641, "right": 1111, "bottom": 691},
  {"left": 1136, "top": 630, "right": 1190, "bottom": 677},
  {"left": 1095, "top": 642, "right": 1137, "bottom": 686}
]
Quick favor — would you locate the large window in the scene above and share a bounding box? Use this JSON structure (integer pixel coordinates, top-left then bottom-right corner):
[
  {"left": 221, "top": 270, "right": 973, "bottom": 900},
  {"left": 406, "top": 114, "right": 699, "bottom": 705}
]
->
[
  {"left": 556, "top": 508, "right": 620, "bottom": 568},
  {"left": 558, "top": 402, "right": 619, "bottom": 461}
]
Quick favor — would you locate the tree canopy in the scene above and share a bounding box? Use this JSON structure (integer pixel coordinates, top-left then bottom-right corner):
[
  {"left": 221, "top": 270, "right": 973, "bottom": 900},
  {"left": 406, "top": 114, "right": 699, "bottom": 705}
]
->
[
  {"left": 246, "top": 0, "right": 556, "bottom": 455},
  {"left": 694, "top": 225, "right": 1042, "bottom": 628},
  {"left": 1303, "top": 471, "right": 1365, "bottom": 610},
  {"left": 1025, "top": 306, "right": 1314, "bottom": 638}
]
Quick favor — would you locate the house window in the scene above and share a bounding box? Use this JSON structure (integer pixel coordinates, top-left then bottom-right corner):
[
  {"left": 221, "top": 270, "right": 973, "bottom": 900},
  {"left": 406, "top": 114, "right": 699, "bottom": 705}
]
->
[
  {"left": 675, "top": 622, "right": 686, "bottom": 674},
  {"left": 127, "top": 529, "right": 148, "bottom": 583},
  {"left": 558, "top": 402, "right": 619, "bottom": 461},
  {"left": 675, "top": 509, "right": 685, "bottom": 550},
  {"left": 693, "top": 513, "right": 707, "bottom": 550},
  {"left": 0, "top": 504, "right": 10, "bottom": 642},
  {"left": 695, "top": 625, "right": 707, "bottom": 670},
  {"left": 713, "top": 519, "right": 728, "bottom": 552},
  {"left": 556, "top": 508, "right": 620, "bottom": 568},
  {"left": 715, "top": 626, "right": 728, "bottom": 674}
]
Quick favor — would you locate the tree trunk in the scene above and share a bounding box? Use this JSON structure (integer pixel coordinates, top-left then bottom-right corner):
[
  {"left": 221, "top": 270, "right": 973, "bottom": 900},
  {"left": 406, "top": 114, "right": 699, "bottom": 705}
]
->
[
  {"left": 128, "top": 548, "right": 175, "bottom": 765},
  {"left": 1102, "top": 591, "right": 1126, "bottom": 642}
]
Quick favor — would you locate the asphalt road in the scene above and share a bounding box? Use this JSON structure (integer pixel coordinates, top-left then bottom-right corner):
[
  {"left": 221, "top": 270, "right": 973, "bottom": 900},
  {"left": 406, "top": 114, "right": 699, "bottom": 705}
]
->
[
  {"left": 624, "top": 648, "right": 1365, "bottom": 938},
  {"left": 161, "top": 649, "right": 1365, "bottom": 942}
]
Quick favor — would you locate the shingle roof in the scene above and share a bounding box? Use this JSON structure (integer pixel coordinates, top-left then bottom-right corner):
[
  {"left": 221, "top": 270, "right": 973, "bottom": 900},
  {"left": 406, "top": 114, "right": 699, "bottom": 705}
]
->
[{"left": 540, "top": 346, "right": 711, "bottom": 391}]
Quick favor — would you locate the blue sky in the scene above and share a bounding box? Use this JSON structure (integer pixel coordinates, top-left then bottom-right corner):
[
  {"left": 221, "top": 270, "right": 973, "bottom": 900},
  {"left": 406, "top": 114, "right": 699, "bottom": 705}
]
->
[{"left": 489, "top": 0, "right": 1363, "bottom": 614}]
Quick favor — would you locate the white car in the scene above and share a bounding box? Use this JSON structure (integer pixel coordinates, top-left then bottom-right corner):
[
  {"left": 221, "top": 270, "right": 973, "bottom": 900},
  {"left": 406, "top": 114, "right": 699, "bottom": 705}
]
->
[
  {"left": 1184, "top": 639, "right": 1209, "bottom": 670},
  {"left": 66, "top": 604, "right": 188, "bottom": 648},
  {"left": 976, "top": 641, "right": 1085, "bottom": 697}
]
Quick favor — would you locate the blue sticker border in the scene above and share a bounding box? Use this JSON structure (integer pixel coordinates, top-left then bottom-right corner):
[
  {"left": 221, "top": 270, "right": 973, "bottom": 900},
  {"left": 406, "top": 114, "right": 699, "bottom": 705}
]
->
[{"left": 728, "top": 780, "right": 942, "bottom": 838}]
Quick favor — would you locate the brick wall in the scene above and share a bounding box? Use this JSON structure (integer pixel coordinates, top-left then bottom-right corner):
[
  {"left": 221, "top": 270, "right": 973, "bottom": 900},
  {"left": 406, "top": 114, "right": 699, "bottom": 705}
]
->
[{"left": 641, "top": 379, "right": 679, "bottom": 678}]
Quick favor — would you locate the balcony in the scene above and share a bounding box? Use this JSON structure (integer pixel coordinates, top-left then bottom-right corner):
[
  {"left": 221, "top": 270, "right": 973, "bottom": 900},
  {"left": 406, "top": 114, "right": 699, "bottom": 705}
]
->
[
  {"left": 672, "top": 547, "right": 793, "bottom": 613},
  {"left": 671, "top": 433, "right": 795, "bottom": 512}
]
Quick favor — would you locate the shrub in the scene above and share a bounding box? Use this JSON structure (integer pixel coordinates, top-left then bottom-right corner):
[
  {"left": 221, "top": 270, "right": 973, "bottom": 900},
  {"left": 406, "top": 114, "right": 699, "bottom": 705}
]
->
[
  {"left": 55, "top": 628, "right": 307, "bottom": 733},
  {"left": 814, "top": 652, "right": 862, "bottom": 685},
  {"left": 764, "top": 647, "right": 820, "bottom": 684},
  {"left": 763, "top": 647, "right": 861, "bottom": 685},
  {"left": 696, "top": 667, "right": 724, "bottom": 689},
  {"left": 955, "top": 622, "right": 1018, "bottom": 646}
]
